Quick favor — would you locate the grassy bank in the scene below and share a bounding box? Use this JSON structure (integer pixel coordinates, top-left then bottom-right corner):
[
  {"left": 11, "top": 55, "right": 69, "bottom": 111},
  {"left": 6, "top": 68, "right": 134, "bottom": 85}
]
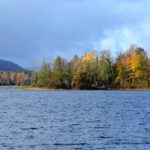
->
[{"left": 17, "top": 86, "right": 57, "bottom": 91}]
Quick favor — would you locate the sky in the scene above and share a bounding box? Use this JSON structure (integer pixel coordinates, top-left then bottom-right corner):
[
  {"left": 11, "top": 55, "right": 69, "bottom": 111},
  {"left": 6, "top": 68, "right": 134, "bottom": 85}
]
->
[{"left": 0, "top": 0, "right": 150, "bottom": 68}]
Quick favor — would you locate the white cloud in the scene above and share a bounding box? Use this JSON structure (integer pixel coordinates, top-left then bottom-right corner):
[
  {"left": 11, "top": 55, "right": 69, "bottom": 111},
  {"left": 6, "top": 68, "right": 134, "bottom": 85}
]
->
[{"left": 93, "top": 22, "right": 150, "bottom": 56}]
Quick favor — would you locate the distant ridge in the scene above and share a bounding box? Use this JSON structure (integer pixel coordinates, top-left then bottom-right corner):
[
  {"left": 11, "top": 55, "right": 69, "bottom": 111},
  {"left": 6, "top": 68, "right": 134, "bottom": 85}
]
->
[{"left": 0, "top": 59, "right": 25, "bottom": 71}]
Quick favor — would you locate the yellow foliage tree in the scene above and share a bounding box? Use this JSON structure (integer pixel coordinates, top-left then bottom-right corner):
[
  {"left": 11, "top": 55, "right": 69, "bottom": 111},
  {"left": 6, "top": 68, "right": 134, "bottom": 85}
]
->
[{"left": 82, "top": 51, "right": 96, "bottom": 63}]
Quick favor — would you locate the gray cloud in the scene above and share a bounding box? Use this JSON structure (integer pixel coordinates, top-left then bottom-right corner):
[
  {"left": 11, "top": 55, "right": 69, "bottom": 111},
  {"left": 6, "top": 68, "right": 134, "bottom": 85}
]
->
[{"left": 0, "top": 0, "right": 149, "bottom": 67}]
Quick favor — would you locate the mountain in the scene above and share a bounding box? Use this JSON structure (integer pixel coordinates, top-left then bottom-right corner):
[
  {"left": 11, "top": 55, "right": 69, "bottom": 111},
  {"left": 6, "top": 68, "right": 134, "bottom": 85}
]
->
[{"left": 0, "top": 59, "right": 25, "bottom": 71}]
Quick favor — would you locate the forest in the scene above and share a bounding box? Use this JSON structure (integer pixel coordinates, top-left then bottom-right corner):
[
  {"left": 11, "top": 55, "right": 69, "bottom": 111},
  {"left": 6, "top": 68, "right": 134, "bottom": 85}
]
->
[
  {"left": 32, "top": 45, "right": 150, "bottom": 89},
  {"left": 0, "top": 72, "right": 31, "bottom": 86},
  {"left": 1, "top": 45, "right": 150, "bottom": 89}
]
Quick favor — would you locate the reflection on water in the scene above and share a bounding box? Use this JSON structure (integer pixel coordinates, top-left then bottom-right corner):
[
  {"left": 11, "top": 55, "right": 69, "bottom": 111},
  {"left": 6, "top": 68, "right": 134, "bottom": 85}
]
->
[{"left": 0, "top": 88, "right": 150, "bottom": 149}]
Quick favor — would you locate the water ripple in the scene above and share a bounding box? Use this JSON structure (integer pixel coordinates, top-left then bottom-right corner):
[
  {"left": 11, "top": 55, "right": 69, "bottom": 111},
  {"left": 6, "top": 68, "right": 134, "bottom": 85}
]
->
[{"left": 0, "top": 89, "right": 150, "bottom": 149}]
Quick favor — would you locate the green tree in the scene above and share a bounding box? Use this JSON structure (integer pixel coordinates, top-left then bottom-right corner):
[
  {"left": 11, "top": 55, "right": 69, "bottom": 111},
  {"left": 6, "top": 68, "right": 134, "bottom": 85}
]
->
[
  {"left": 53, "top": 56, "right": 69, "bottom": 88},
  {"left": 96, "top": 50, "right": 113, "bottom": 86},
  {"left": 38, "top": 59, "right": 53, "bottom": 88}
]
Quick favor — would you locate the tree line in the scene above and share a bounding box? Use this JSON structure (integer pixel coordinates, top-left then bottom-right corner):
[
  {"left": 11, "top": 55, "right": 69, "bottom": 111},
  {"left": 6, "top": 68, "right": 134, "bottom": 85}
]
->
[
  {"left": 31, "top": 45, "right": 150, "bottom": 89},
  {"left": 1, "top": 45, "right": 150, "bottom": 89}
]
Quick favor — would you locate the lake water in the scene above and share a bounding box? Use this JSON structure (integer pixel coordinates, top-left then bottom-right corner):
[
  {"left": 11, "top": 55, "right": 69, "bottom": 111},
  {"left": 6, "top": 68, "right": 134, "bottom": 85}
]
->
[{"left": 0, "top": 88, "right": 150, "bottom": 150}]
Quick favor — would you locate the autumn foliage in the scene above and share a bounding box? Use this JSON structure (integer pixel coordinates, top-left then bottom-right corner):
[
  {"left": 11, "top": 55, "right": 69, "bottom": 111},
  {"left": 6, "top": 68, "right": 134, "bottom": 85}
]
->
[
  {"left": 115, "top": 45, "right": 149, "bottom": 88},
  {"left": 0, "top": 71, "right": 31, "bottom": 86},
  {"left": 34, "top": 45, "right": 150, "bottom": 89},
  {"left": 1, "top": 45, "right": 150, "bottom": 89}
]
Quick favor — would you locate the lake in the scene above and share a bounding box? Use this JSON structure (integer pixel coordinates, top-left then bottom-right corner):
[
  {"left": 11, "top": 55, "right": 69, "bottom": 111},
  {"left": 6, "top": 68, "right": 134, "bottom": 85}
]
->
[{"left": 0, "top": 88, "right": 150, "bottom": 150}]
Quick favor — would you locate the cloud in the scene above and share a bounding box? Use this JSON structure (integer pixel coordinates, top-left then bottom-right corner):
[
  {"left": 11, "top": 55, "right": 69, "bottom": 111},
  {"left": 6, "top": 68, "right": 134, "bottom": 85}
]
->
[
  {"left": 93, "top": 21, "right": 150, "bottom": 55},
  {"left": 0, "top": 0, "right": 149, "bottom": 67},
  {"left": 93, "top": 26, "right": 140, "bottom": 54}
]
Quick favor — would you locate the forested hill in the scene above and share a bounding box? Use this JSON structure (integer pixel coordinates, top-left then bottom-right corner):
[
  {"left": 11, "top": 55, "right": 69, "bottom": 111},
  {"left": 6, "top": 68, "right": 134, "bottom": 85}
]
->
[{"left": 0, "top": 59, "right": 24, "bottom": 71}]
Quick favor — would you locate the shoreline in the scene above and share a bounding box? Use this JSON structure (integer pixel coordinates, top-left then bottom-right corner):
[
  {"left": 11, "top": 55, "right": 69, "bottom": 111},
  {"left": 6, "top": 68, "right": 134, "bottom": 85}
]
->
[{"left": 16, "top": 86, "right": 150, "bottom": 91}]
